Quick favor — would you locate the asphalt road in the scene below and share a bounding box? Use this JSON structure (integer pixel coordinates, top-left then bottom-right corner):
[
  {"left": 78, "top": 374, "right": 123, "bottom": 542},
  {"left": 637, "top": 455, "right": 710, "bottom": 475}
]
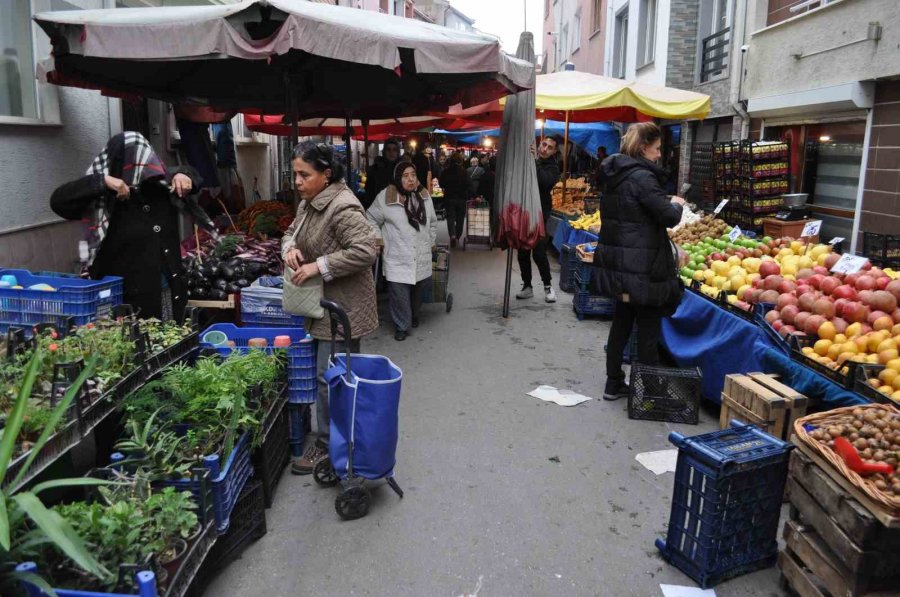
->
[{"left": 204, "top": 229, "right": 784, "bottom": 597}]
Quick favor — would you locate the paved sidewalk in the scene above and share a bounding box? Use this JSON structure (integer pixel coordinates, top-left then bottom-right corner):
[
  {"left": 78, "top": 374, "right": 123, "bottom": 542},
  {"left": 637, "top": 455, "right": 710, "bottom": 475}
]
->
[{"left": 204, "top": 236, "right": 782, "bottom": 597}]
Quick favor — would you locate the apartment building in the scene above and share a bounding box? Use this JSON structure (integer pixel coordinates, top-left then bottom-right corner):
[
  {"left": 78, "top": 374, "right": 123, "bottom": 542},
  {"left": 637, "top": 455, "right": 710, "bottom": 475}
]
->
[{"left": 542, "top": 0, "right": 607, "bottom": 75}]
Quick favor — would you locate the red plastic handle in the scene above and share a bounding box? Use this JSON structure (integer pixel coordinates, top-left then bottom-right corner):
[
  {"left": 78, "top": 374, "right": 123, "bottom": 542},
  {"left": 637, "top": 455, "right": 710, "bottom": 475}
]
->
[{"left": 834, "top": 437, "right": 894, "bottom": 476}]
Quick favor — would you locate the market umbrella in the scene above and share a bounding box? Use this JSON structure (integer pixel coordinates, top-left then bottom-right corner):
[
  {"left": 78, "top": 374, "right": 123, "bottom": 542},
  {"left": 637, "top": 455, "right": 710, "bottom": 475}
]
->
[
  {"left": 33, "top": 1, "right": 534, "bottom": 118},
  {"left": 242, "top": 114, "right": 449, "bottom": 137},
  {"left": 495, "top": 32, "right": 541, "bottom": 318}
]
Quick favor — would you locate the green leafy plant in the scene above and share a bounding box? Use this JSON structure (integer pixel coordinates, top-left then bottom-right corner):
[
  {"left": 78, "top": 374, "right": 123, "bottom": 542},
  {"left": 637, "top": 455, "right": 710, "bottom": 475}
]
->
[
  {"left": 0, "top": 351, "right": 112, "bottom": 596},
  {"left": 146, "top": 488, "right": 199, "bottom": 546},
  {"left": 114, "top": 411, "right": 194, "bottom": 482}
]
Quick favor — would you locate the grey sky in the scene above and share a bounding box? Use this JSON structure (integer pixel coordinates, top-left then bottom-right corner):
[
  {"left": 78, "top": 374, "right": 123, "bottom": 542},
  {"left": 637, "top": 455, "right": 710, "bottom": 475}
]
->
[{"left": 449, "top": 0, "right": 543, "bottom": 56}]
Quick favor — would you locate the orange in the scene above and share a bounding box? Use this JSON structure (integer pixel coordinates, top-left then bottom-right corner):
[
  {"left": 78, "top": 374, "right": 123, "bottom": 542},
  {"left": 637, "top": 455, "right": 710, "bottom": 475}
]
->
[
  {"left": 855, "top": 336, "right": 871, "bottom": 353},
  {"left": 869, "top": 378, "right": 882, "bottom": 388},
  {"left": 877, "top": 339, "right": 898, "bottom": 353},
  {"left": 814, "top": 339, "right": 832, "bottom": 357},
  {"left": 880, "top": 368, "right": 898, "bottom": 386},
  {"left": 827, "top": 344, "right": 843, "bottom": 361},
  {"left": 839, "top": 342, "right": 858, "bottom": 355},
  {"left": 879, "top": 385, "right": 893, "bottom": 396},
  {"left": 846, "top": 323, "right": 863, "bottom": 338},
  {"left": 879, "top": 349, "right": 900, "bottom": 365},
  {"left": 894, "top": 375, "right": 900, "bottom": 391},
  {"left": 818, "top": 321, "right": 836, "bottom": 340},
  {"left": 834, "top": 334, "right": 848, "bottom": 344},
  {"left": 887, "top": 358, "right": 900, "bottom": 372},
  {"left": 892, "top": 390, "right": 900, "bottom": 403}
]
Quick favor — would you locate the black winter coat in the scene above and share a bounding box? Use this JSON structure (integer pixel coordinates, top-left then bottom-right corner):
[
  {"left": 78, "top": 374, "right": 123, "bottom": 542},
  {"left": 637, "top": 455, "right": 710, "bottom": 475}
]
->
[
  {"left": 439, "top": 163, "right": 468, "bottom": 203},
  {"left": 593, "top": 155, "right": 683, "bottom": 309},
  {"left": 535, "top": 156, "right": 560, "bottom": 220},
  {"left": 50, "top": 168, "right": 200, "bottom": 320},
  {"left": 364, "top": 156, "right": 398, "bottom": 210}
]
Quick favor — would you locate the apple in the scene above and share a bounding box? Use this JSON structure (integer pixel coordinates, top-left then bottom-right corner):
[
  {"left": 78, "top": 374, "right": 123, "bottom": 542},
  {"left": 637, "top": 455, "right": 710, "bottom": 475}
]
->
[{"left": 873, "top": 315, "right": 894, "bottom": 331}]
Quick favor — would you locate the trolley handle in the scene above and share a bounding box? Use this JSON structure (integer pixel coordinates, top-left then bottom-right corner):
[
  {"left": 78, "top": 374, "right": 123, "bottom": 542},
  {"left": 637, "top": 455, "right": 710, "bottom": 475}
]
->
[{"left": 319, "top": 299, "right": 352, "bottom": 370}]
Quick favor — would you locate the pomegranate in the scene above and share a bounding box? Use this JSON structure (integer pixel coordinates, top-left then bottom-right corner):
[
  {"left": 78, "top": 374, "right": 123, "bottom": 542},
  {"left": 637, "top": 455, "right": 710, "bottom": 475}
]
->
[
  {"left": 819, "top": 276, "right": 841, "bottom": 295},
  {"left": 842, "top": 302, "right": 870, "bottom": 324},
  {"left": 777, "top": 294, "right": 798, "bottom": 311},
  {"left": 832, "top": 285, "right": 858, "bottom": 301},
  {"left": 859, "top": 290, "right": 875, "bottom": 308},
  {"left": 824, "top": 253, "right": 841, "bottom": 269},
  {"left": 893, "top": 308, "right": 900, "bottom": 325},
  {"left": 813, "top": 266, "right": 830, "bottom": 276},
  {"left": 855, "top": 275, "right": 878, "bottom": 291},
  {"left": 834, "top": 298, "right": 849, "bottom": 317},
  {"left": 804, "top": 315, "right": 826, "bottom": 336},
  {"left": 887, "top": 280, "right": 900, "bottom": 301},
  {"left": 813, "top": 298, "right": 835, "bottom": 319},
  {"left": 759, "top": 261, "right": 782, "bottom": 278},
  {"left": 794, "top": 311, "right": 812, "bottom": 330},
  {"left": 796, "top": 268, "right": 815, "bottom": 280},
  {"left": 772, "top": 319, "right": 784, "bottom": 331},
  {"left": 763, "top": 275, "right": 784, "bottom": 291},
  {"left": 759, "top": 290, "right": 780, "bottom": 304},
  {"left": 765, "top": 309, "right": 781, "bottom": 324},
  {"left": 778, "top": 280, "right": 798, "bottom": 294},
  {"left": 779, "top": 324, "right": 796, "bottom": 339},
  {"left": 871, "top": 290, "right": 898, "bottom": 313},
  {"left": 845, "top": 273, "right": 861, "bottom": 287},
  {"left": 781, "top": 305, "right": 800, "bottom": 325},
  {"left": 832, "top": 317, "right": 848, "bottom": 334},
  {"left": 876, "top": 277, "right": 890, "bottom": 290},
  {"left": 798, "top": 292, "right": 818, "bottom": 313}
]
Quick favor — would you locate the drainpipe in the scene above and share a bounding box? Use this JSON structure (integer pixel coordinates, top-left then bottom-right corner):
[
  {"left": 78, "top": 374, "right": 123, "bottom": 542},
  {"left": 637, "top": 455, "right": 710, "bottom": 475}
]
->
[
  {"left": 850, "top": 107, "right": 874, "bottom": 254},
  {"left": 730, "top": 0, "right": 750, "bottom": 140}
]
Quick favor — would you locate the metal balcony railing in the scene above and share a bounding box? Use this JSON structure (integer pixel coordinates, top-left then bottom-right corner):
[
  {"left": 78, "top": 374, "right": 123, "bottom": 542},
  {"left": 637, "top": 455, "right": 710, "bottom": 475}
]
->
[{"left": 700, "top": 27, "right": 730, "bottom": 83}]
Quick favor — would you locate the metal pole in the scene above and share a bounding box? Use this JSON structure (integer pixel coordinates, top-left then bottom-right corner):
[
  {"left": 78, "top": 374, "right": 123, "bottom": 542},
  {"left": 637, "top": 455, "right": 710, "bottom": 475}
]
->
[
  {"left": 502, "top": 248, "right": 513, "bottom": 318},
  {"left": 562, "top": 109, "right": 570, "bottom": 203},
  {"left": 363, "top": 121, "right": 370, "bottom": 171},
  {"left": 345, "top": 117, "right": 353, "bottom": 187}
]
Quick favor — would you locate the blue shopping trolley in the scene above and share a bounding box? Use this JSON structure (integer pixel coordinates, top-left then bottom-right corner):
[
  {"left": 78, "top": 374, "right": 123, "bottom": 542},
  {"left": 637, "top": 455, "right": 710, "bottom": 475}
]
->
[{"left": 313, "top": 299, "right": 404, "bottom": 520}]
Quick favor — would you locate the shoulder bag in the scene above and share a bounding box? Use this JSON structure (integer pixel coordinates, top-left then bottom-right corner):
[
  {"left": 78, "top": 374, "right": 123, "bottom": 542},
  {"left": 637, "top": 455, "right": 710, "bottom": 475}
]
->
[{"left": 282, "top": 207, "right": 325, "bottom": 319}]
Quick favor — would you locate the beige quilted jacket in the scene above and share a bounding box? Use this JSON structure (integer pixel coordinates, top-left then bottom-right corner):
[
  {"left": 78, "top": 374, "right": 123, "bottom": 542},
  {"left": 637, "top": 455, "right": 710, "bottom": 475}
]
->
[{"left": 282, "top": 183, "right": 378, "bottom": 340}]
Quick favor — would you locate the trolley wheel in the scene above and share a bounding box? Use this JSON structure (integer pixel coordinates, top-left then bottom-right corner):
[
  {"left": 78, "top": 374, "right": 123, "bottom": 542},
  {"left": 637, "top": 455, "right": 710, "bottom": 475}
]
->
[
  {"left": 446, "top": 293, "right": 454, "bottom": 313},
  {"left": 335, "top": 484, "right": 371, "bottom": 520},
  {"left": 313, "top": 458, "right": 339, "bottom": 487}
]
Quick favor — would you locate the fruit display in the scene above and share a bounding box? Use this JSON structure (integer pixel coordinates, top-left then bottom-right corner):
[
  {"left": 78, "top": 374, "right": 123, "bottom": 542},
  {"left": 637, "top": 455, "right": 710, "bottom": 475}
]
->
[
  {"left": 670, "top": 214, "right": 730, "bottom": 245},
  {"left": 670, "top": 203, "right": 702, "bottom": 232},
  {"left": 571, "top": 211, "right": 601, "bottom": 232},
  {"left": 551, "top": 177, "right": 591, "bottom": 216}
]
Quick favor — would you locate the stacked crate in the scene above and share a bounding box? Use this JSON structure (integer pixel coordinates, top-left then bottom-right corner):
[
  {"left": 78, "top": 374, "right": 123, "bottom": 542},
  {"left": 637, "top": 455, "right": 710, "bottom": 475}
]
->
[{"left": 720, "top": 373, "right": 808, "bottom": 441}]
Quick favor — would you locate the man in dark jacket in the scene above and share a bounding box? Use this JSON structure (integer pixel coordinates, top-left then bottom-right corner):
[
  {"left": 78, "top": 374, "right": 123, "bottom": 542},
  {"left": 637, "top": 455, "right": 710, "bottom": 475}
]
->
[
  {"left": 364, "top": 138, "right": 401, "bottom": 209},
  {"left": 516, "top": 134, "right": 561, "bottom": 302},
  {"left": 593, "top": 122, "right": 685, "bottom": 400}
]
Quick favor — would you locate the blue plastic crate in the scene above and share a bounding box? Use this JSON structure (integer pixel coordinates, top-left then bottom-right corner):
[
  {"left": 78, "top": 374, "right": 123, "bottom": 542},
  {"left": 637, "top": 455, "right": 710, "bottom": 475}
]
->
[
  {"left": 157, "top": 432, "right": 253, "bottom": 535},
  {"left": 572, "top": 259, "right": 594, "bottom": 291},
  {"left": 573, "top": 291, "right": 615, "bottom": 320},
  {"left": 17, "top": 563, "right": 157, "bottom": 597},
  {"left": 199, "top": 324, "right": 316, "bottom": 404},
  {"left": 0, "top": 269, "right": 123, "bottom": 334},
  {"left": 656, "top": 421, "right": 793, "bottom": 588},
  {"left": 558, "top": 244, "right": 579, "bottom": 293},
  {"left": 240, "top": 285, "right": 306, "bottom": 327}
]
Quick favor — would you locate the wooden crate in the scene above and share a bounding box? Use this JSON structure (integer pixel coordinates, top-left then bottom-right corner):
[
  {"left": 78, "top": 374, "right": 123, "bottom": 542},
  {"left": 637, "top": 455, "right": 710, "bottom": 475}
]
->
[
  {"left": 720, "top": 372, "right": 808, "bottom": 440},
  {"left": 778, "top": 449, "right": 900, "bottom": 597}
]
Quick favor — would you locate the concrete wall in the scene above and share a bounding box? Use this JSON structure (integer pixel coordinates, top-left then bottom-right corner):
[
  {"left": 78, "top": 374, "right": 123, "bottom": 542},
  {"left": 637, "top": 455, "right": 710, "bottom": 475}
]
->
[
  {"left": 744, "top": 0, "right": 900, "bottom": 100},
  {"left": 859, "top": 80, "right": 900, "bottom": 243},
  {"left": 666, "top": 0, "right": 698, "bottom": 90}
]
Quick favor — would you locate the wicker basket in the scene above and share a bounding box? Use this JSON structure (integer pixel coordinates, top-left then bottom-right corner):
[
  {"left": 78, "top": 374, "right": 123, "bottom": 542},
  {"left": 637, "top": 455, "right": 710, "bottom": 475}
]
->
[{"left": 793, "top": 403, "right": 900, "bottom": 512}]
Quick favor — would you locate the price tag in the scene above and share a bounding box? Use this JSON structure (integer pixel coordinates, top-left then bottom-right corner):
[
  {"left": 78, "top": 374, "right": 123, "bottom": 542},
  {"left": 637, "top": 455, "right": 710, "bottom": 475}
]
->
[
  {"left": 713, "top": 199, "right": 729, "bottom": 215},
  {"left": 728, "top": 226, "right": 742, "bottom": 242},
  {"left": 830, "top": 254, "right": 869, "bottom": 275},
  {"left": 801, "top": 220, "right": 822, "bottom": 238},
  {"left": 828, "top": 237, "right": 845, "bottom": 245}
]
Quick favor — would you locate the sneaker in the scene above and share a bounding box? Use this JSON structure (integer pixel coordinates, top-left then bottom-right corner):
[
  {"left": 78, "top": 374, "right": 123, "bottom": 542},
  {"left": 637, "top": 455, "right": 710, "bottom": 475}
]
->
[
  {"left": 291, "top": 441, "right": 328, "bottom": 475},
  {"left": 545, "top": 286, "right": 557, "bottom": 303},
  {"left": 516, "top": 285, "right": 534, "bottom": 299},
  {"left": 603, "top": 378, "right": 629, "bottom": 401}
]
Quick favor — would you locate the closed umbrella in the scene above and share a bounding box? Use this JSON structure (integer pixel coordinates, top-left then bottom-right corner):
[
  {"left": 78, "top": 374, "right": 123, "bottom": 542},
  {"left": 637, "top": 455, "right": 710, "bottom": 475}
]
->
[{"left": 495, "top": 32, "right": 540, "bottom": 318}]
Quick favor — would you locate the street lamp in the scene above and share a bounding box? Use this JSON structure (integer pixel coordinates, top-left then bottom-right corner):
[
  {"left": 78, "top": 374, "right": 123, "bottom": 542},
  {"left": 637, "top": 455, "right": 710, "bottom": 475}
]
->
[{"left": 483, "top": 138, "right": 493, "bottom": 149}]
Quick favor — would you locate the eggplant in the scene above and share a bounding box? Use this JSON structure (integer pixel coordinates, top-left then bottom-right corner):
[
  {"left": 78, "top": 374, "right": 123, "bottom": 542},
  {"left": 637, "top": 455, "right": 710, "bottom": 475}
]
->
[
  {"left": 209, "top": 289, "right": 227, "bottom": 301},
  {"left": 247, "top": 262, "right": 264, "bottom": 276},
  {"left": 226, "top": 257, "right": 242, "bottom": 270},
  {"left": 212, "top": 278, "right": 228, "bottom": 291},
  {"left": 225, "top": 282, "right": 241, "bottom": 294},
  {"left": 235, "top": 278, "right": 250, "bottom": 288},
  {"left": 197, "top": 264, "right": 214, "bottom": 278},
  {"left": 217, "top": 263, "right": 236, "bottom": 280}
]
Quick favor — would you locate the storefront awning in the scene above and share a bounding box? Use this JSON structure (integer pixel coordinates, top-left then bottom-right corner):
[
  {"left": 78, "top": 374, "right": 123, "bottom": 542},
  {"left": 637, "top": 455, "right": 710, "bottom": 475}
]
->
[{"left": 747, "top": 82, "right": 874, "bottom": 119}]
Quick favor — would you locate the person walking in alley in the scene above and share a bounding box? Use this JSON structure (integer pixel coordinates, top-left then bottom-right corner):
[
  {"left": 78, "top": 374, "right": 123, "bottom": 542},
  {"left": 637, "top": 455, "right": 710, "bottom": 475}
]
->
[
  {"left": 516, "top": 134, "right": 561, "bottom": 302},
  {"left": 439, "top": 151, "right": 468, "bottom": 248},
  {"left": 466, "top": 156, "right": 485, "bottom": 199},
  {"left": 364, "top": 138, "right": 401, "bottom": 210},
  {"left": 593, "top": 123, "right": 685, "bottom": 401},
  {"left": 282, "top": 141, "right": 378, "bottom": 473},
  {"left": 367, "top": 162, "right": 437, "bottom": 341}
]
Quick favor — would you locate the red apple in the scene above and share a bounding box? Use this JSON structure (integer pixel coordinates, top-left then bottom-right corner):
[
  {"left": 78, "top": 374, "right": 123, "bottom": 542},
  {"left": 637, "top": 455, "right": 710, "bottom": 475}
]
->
[
  {"left": 781, "top": 305, "right": 800, "bottom": 325},
  {"left": 759, "top": 261, "right": 782, "bottom": 278}
]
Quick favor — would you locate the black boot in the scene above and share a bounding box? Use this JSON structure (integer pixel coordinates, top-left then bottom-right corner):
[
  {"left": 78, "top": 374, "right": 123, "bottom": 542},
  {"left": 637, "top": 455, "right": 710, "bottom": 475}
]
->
[{"left": 603, "top": 378, "right": 629, "bottom": 401}]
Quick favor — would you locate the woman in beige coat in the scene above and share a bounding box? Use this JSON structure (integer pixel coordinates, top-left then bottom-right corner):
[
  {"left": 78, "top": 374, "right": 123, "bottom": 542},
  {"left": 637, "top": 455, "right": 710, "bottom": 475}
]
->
[{"left": 281, "top": 141, "right": 378, "bottom": 474}]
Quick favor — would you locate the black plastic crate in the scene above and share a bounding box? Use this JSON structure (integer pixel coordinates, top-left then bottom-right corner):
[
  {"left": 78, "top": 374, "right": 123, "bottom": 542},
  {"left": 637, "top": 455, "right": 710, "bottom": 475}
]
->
[
  {"left": 558, "top": 244, "right": 578, "bottom": 293},
  {"left": 863, "top": 232, "right": 900, "bottom": 268},
  {"left": 628, "top": 364, "right": 701, "bottom": 424},
  {"left": 251, "top": 398, "right": 290, "bottom": 508},
  {"left": 195, "top": 479, "right": 267, "bottom": 591}
]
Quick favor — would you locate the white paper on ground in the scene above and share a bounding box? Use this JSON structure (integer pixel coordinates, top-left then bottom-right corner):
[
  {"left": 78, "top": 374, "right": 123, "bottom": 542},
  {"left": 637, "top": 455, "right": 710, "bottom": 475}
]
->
[
  {"left": 635, "top": 449, "right": 679, "bottom": 475},
  {"left": 527, "top": 385, "right": 593, "bottom": 407},
  {"left": 660, "top": 584, "right": 716, "bottom": 597}
]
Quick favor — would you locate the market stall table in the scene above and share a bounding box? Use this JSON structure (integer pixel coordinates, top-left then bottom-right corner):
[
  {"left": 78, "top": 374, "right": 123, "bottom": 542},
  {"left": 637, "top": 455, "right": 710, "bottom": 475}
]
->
[{"left": 551, "top": 217, "right": 599, "bottom": 253}]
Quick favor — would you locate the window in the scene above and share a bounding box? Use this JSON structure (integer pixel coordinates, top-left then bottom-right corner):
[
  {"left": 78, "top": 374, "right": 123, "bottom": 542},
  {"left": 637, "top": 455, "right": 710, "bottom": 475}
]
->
[
  {"left": 637, "top": 0, "right": 657, "bottom": 68},
  {"left": 0, "top": 0, "right": 38, "bottom": 118},
  {"left": 591, "top": 0, "right": 603, "bottom": 32},
  {"left": 572, "top": 12, "right": 581, "bottom": 52},
  {"left": 698, "top": 0, "right": 730, "bottom": 82},
  {"left": 612, "top": 8, "right": 629, "bottom": 78}
]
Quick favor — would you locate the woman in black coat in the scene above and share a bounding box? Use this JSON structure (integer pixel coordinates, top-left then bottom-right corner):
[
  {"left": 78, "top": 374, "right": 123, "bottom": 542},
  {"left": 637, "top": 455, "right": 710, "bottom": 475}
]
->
[
  {"left": 439, "top": 151, "right": 469, "bottom": 248},
  {"left": 50, "top": 132, "right": 201, "bottom": 321},
  {"left": 593, "top": 123, "right": 686, "bottom": 401}
]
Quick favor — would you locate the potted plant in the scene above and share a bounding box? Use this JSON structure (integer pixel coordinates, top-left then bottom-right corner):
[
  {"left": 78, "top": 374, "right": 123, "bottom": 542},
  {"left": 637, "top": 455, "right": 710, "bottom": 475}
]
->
[{"left": 146, "top": 488, "right": 199, "bottom": 582}]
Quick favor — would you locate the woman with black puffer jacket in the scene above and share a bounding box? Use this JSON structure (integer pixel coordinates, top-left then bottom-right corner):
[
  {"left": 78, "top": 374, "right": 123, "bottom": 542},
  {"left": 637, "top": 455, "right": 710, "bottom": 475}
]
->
[{"left": 593, "top": 122, "right": 686, "bottom": 401}]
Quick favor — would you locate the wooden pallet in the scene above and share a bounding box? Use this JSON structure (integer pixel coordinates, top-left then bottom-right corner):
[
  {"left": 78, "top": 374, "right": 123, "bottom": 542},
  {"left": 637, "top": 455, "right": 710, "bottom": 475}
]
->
[
  {"left": 720, "top": 372, "right": 808, "bottom": 440},
  {"left": 791, "top": 439, "right": 900, "bottom": 529}
]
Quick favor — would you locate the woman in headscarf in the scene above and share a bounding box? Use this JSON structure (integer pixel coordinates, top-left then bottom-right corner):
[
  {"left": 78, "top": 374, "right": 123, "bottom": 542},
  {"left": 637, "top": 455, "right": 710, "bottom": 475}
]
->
[
  {"left": 50, "top": 132, "right": 202, "bottom": 320},
  {"left": 367, "top": 162, "right": 437, "bottom": 341}
]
